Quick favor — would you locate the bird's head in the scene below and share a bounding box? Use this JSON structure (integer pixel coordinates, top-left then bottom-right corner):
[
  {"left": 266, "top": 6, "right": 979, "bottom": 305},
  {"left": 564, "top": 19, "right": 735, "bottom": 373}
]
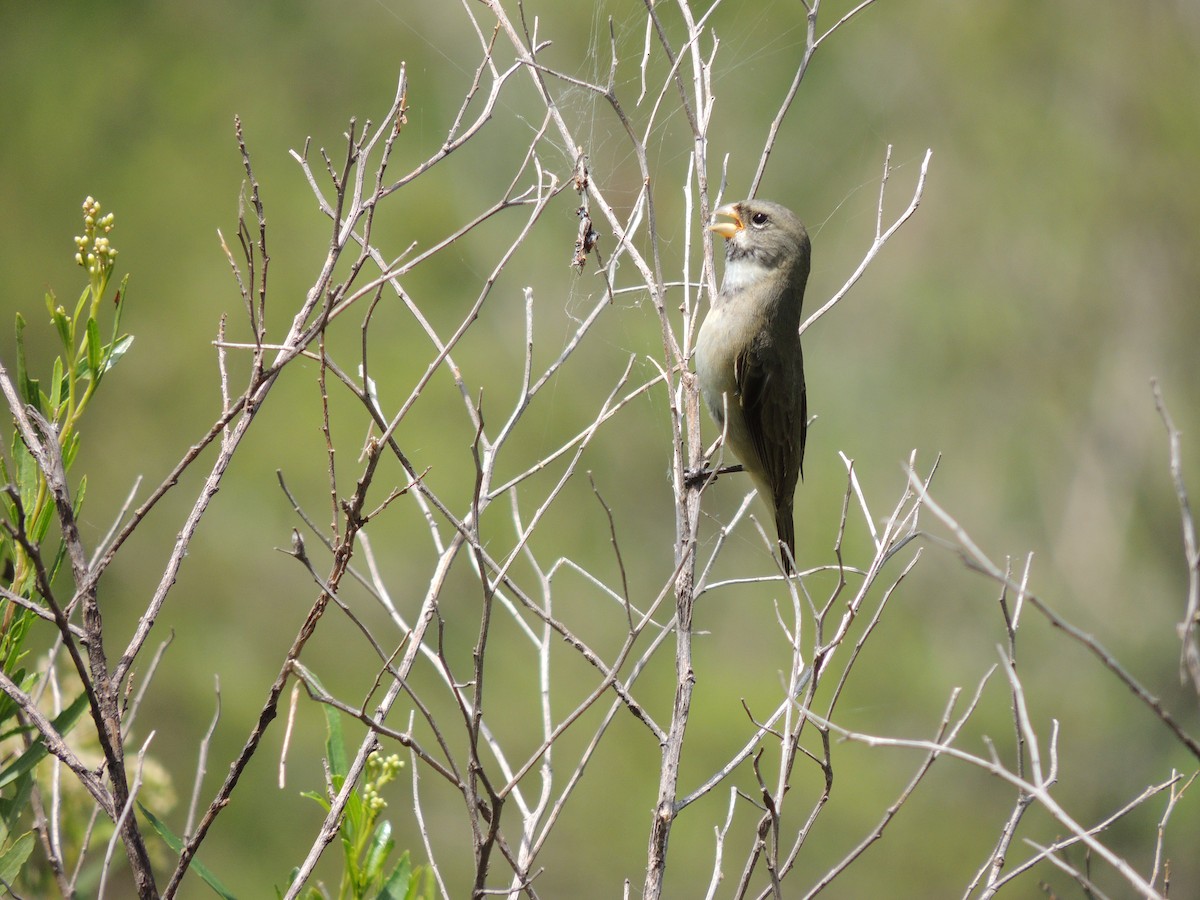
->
[{"left": 709, "top": 200, "right": 810, "bottom": 275}]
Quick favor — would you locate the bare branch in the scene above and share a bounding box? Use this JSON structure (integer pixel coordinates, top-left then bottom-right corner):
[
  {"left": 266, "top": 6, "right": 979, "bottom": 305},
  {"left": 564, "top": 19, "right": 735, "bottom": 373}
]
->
[
  {"left": 1152, "top": 380, "right": 1200, "bottom": 693},
  {"left": 799, "top": 147, "right": 933, "bottom": 337},
  {"left": 910, "top": 470, "right": 1200, "bottom": 763},
  {"left": 800, "top": 707, "right": 1165, "bottom": 898}
]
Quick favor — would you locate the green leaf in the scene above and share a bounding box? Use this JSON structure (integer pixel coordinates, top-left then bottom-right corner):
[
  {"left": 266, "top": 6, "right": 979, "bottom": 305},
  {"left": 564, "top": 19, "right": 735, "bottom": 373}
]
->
[
  {"left": 71, "top": 285, "right": 89, "bottom": 329},
  {"left": 99, "top": 334, "right": 134, "bottom": 377},
  {"left": 322, "top": 702, "right": 347, "bottom": 780},
  {"left": 277, "top": 867, "right": 326, "bottom": 899},
  {"left": 84, "top": 317, "right": 102, "bottom": 383},
  {"left": 49, "top": 356, "right": 64, "bottom": 415},
  {"left": 0, "top": 669, "right": 29, "bottom": 709},
  {"left": 379, "top": 850, "right": 413, "bottom": 900},
  {"left": 0, "top": 713, "right": 33, "bottom": 745},
  {"left": 299, "top": 790, "right": 331, "bottom": 814},
  {"left": 139, "top": 803, "right": 239, "bottom": 900},
  {"left": 110, "top": 273, "right": 130, "bottom": 339},
  {"left": 342, "top": 785, "right": 366, "bottom": 861},
  {"left": 13, "top": 314, "right": 43, "bottom": 414},
  {"left": 45, "top": 292, "right": 74, "bottom": 353},
  {"left": 0, "top": 692, "right": 89, "bottom": 790},
  {"left": 12, "top": 442, "right": 38, "bottom": 517},
  {"left": 29, "top": 496, "right": 55, "bottom": 548},
  {"left": 61, "top": 430, "right": 82, "bottom": 472},
  {"left": 0, "top": 756, "right": 35, "bottom": 828},
  {"left": 362, "top": 819, "right": 394, "bottom": 883},
  {"left": 0, "top": 831, "right": 35, "bottom": 886}
]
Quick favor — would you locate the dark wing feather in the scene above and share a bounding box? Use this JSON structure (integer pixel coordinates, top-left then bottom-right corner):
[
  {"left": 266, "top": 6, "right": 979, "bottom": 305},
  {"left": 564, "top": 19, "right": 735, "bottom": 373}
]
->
[
  {"left": 736, "top": 341, "right": 805, "bottom": 573},
  {"left": 734, "top": 344, "right": 805, "bottom": 501}
]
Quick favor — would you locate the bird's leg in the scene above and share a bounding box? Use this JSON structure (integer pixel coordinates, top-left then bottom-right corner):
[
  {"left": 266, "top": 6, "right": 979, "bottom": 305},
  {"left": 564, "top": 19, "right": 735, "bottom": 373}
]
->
[
  {"left": 683, "top": 462, "right": 745, "bottom": 488},
  {"left": 685, "top": 424, "right": 745, "bottom": 488}
]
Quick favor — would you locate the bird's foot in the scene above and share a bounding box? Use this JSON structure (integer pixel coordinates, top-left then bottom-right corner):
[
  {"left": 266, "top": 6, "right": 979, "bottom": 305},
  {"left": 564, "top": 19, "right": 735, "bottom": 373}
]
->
[{"left": 684, "top": 463, "right": 744, "bottom": 488}]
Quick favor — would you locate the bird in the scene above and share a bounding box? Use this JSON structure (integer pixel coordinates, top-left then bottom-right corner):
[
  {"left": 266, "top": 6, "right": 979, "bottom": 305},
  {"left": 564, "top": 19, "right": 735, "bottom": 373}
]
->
[{"left": 694, "top": 199, "right": 810, "bottom": 574}]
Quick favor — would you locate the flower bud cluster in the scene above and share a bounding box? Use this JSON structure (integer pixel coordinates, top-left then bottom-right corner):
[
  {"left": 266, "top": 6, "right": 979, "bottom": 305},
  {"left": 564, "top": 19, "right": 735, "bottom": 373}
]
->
[
  {"left": 361, "top": 752, "right": 404, "bottom": 813},
  {"left": 73, "top": 196, "right": 118, "bottom": 276}
]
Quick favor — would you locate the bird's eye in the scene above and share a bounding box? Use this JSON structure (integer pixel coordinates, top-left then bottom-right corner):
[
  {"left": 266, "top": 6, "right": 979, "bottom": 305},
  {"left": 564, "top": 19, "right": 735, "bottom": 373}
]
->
[{"left": 750, "top": 211, "right": 769, "bottom": 227}]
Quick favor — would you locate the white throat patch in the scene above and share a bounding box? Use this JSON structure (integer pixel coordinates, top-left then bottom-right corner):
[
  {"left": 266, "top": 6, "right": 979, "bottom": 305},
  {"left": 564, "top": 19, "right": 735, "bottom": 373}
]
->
[{"left": 720, "top": 256, "right": 770, "bottom": 294}]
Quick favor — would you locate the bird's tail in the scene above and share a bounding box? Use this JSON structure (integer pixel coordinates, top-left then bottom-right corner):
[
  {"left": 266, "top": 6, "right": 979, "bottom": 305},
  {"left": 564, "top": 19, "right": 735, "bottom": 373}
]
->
[{"left": 776, "top": 500, "right": 796, "bottom": 575}]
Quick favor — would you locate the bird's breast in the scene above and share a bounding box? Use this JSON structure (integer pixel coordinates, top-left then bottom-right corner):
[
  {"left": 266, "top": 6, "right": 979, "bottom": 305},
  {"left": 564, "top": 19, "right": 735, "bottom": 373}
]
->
[{"left": 695, "top": 304, "right": 745, "bottom": 425}]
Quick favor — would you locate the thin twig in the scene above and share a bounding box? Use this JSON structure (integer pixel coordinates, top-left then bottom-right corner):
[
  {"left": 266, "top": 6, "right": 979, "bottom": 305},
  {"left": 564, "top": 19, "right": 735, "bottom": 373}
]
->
[{"left": 910, "top": 470, "right": 1200, "bottom": 763}]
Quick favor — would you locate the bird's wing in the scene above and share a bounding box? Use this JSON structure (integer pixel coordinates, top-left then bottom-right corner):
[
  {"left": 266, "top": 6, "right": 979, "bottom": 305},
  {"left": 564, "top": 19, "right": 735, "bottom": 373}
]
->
[{"left": 734, "top": 344, "right": 806, "bottom": 499}]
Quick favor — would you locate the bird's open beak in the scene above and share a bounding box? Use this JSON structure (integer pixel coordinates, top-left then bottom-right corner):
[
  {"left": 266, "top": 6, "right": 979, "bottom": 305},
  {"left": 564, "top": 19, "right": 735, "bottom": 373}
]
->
[{"left": 708, "top": 204, "right": 743, "bottom": 240}]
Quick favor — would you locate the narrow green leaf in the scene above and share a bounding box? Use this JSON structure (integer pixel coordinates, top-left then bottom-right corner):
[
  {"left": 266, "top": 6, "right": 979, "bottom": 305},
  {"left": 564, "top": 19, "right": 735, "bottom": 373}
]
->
[
  {"left": 299, "top": 790, "right": 331, "bottom": 813},
  {"left": 14, "top": 314, "right": 43, "bottom": 414},
  {"left": 84, "top": 317, "right": 102, "bottom": 383},
  {"left": 14, "top": 311, "right": 26, "bottom": 361},
  {"left": 0, "top": 692, "right": 89, "bottom": 789},
  {"left": 0, "top": 669, "right": 30, "bottom": 718},
  {"left": 49, "top": 356, "right": 64, "bottom": 414},
  {"left": 46, "top": 293, "right": 73, "bottom": 353},
  {"left": 278, "top": 869, "right": 300, "bottom": 899},
  {"left": 362, "top": 819, "right": 394, "bottom": 882},
  {"left": 99, "top": 334, "right": 134, "bottom": 377},
  {"left": 380, "top": 850, "right": 414, "bottom": 900},
  {"left": 110, "top": 273, "right": 130, "bottom": 338},
  {"left": 323, "top": 703, "right": 347, "bottom": 779},
  {"left": 0, "top": 708, "right": 32, "bottom": 744},
  {"left": 61, "top": 430, "right": 82, "bottom": 471},
  {"left": 0, "top": 759, "right": 35, "bottom": 827},
  {"left": 342, "top": 786, "right": 366, "bottom": 853},
  {"left": 139, "top": 803, "right": 239, "bottom": 900},
  {"left": 0, "top": 831, "right": 35, "bottom": 885},
  {"left": 13, "top": 442, "right": 38, "bottom": 515},
  {"left": 29, "top": 497, "right": 55, "bottom": 547},
  {"left": 277, "top": 869, "right": 325, "bottom": 900},
  {"left": 71, "top": 285, "right": 90, "bottom": 327}
]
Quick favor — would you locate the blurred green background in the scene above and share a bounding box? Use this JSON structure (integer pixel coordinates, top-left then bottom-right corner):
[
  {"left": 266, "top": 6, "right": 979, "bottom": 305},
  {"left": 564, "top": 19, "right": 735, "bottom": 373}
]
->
[{"left": 2, "top": 1, "right": 1198, "bottom": 897}]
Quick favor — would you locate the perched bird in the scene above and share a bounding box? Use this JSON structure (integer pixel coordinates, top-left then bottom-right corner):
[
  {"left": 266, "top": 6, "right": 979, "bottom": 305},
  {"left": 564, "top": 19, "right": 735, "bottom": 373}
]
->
[{"left": 695, "top": 200, "right": 810, "bottom": 573}]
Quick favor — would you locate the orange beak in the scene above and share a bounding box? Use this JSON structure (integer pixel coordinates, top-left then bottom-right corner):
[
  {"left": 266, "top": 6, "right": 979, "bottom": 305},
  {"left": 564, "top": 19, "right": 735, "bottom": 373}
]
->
[{"left": 708, "top": 204, "right": 743, "bottom": 240}]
